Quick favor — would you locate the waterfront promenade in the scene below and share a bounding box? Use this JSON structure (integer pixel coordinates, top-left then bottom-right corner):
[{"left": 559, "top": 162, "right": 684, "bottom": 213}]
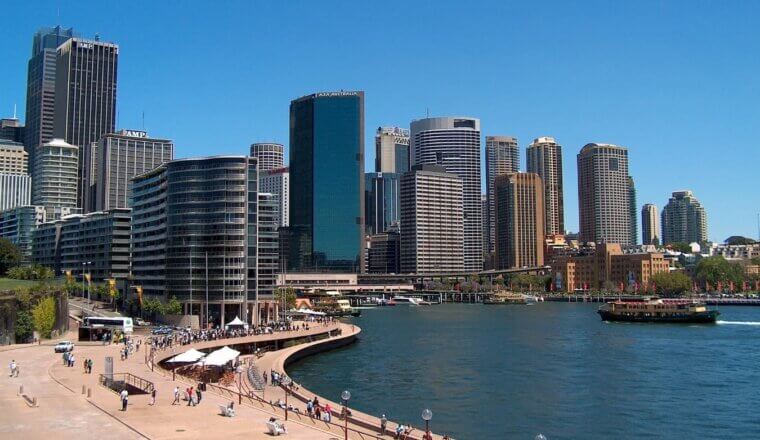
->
[{"left": 0, "top": 321, "right": 438, "bottom": 439}]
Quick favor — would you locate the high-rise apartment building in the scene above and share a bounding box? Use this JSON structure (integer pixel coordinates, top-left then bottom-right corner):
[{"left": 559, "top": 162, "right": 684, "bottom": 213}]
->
[
  {"left": 641, "top": 204, "right": 660, "bottom": 245},
  {"left": 485, "top": 136, "right": 519, "bottom": 258},
  {"left": 527, "top": 137, "right": 564, "bottom": 235},
  {"left": 53, "top": 37, "right": 118, "bottom": 209},
  {"left": 628, "top": 176, "right": 638, "bottom": 246},
  {"left": 92, "top": 129, "right": 173, "bottom": 212},
  {"left": 399, "top": 165, "right": 464, "bottom": 274},
  {"left": 365, "top": 172, "right": 400, "bottom": 235},
  {"left": 131, "top": 156, "right": 277, "bottom": 325},
  {"left": 32, "top": 138, "right": 79, "bottom": 219},
  {"left": 411, "top": 117, "right": 482, "bottom": 272},
  {"left": 0, "top": 140, "right": 28, "bottom": 174},
  {"left": 0, "top": 140, "right": 31, "bottom": 211},
  {"left": 289, "top": 91, "right": 364, "bottom": 273},
  {"left": 661, "top": 190, "right": 708, "bottom": 244},
  {"left": 0, "top": 205, "right": 46, "bottom": 261},
  {"left": 494, "top": 173, "right": 545, "bottom": 269},
  {"left": 375, "top": 126, "right": 410, "bottom": 173},
  {"left": 577, "top": 143, "right": 634, "bottom": 245},
  {"left": 259, "top": 167, "right": 289, "bottom": 228},
  {"left": 24, "top": 26, "right": 76, "bottom": 174},
  {"left": 250, "top": 143, "right": 284, "bottom": 172},
  {"left": 1, "top": 117, "right": 24, "bottom": 143}
]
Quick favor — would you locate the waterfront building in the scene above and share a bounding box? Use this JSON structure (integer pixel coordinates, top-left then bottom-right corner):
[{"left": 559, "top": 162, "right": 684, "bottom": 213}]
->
[
  {"left": 259, "top": 167, "right": 290, "bottom": 228},
  {"left": 31, "top": 209, "right": 130, "bottom": 287},
  {"left": 411, "top": 117, "right": 482, "bottom": 272},
  {"left": 91, "top": 129, "right": 173, "bottom": 212},
  {"left": 0, "top": 117, "right": 24, "bottom": 143},
  {"left": 706, "top": 242, "right": 760, "bottom": 260},
  {"left": 250, "top": 143, "right": 284, "bottom": 172},
  {"left": 375, "top": 126, "right": 410, "bottom": 173},
  {"left": 277, "top": 273, "right": 412, "bottom": 294},
  {"left": 399, "top": 165, "right": 464, "bottom": 274},
  {"left": 527, "top": 136, "right": 565, "bottom": 235},
  {"left": 53, "top": 36, "right": 118, "bottom": 209},
  {"left": 367, "top": 231, "right": 400, "bottom": 274},
  {"left": 32, "top": 138, "right": 79, "bottom": 220},
  {"left": 485, "top": 135, "right": 519, "bottom": 259},
  {"left": 482, "top": 194, "right": 492, "bottom": 268},
  {"left": 23, "top": 26, "right": 76, "bottom": 175},
  {"left": 550, "top": 243, "right": 668, "bottom": 292},
  {"left": 641, "top": 204, "right": 660, "bottom": 245},
  {"left": 0, "top": 206, "right": 46, "bottom": 260},
  {"left": 0, "top": 140, "right": 32, "bottom": 212},
  {"left": 0, "top": 139, "right": 29, "bottom": 174},
  {"left": 131, "top": 156, "right": 277, "bottom": 325},
  {"left": 257, "top": 192, "right": 280, "bottom": 322},
  {"left": 364, "top": 172, "right": 400, "bottom": 235},
  {"left": 494, "top": 173, "right": 545, "bottom": 269},
  {"left": 628, "top": 177, "right": 638, "bottom": 245},
  {"left": 288, "top": 91, "right": 364, "bottom": 273},
  {"left": 577, "top": 143, "right": 634, "bottom": 245},
  {"left": 661, "top": 190, "right": 708, "bottom": 245}
]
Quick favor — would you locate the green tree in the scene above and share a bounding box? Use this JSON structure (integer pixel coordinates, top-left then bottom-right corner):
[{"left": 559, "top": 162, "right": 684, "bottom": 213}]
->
[
  {"left": 14, "top": 310, "right": 34, "bottom": 343},
  {"left": 650, "top": 271, "right": 692, "bottom": 296},
  {"left": 668, "top": 242, "right": 692, "bottom": 253},
  {"left": 165, "top": 296, "right": 182, "bottom": 315},
  {"left": 724, "top": 236, "right": 756, "bottom": 245},
  {"left": 751, "top": 257, "right": 760, "bottom": 266},
  {"left": 6, "top": 265, "right": 54, "bottom": 280},
  {"left": 695, "top": 256, "right": 744, "bottom": 287},
  {"left": 0, "top": 238, "right": 22, "bottom": 276},
  {"left": 275, "top": 287, "right": 297, "bottom": 309},
  {"left": 31, "top": 296, "right": 56, "bottom": 338}
]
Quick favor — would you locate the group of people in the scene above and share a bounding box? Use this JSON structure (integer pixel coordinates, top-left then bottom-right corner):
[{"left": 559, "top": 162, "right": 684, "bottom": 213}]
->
[
  {"left": 304, "top": 397, "right": 334, "bottom": 422},
  {"left": 120, "top": 337, "right": 140, "bottom": 360},
  {"left": 81, "top": 358, "right": 93, "bottom": 374},
  {"left": 62, "top": 351, "right": 76, "bottom": 367},
  {"left": 169, "top": 384, "right": 202, "bottom": 406},
  {"left": 8, "top": 360, "right": 19, "bottom": 377}
]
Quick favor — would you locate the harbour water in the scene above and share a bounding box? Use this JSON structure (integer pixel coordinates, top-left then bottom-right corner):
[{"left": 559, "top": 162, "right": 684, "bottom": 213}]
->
[{"left": 288, "top": 303, "right": 760, "bottom": 439}]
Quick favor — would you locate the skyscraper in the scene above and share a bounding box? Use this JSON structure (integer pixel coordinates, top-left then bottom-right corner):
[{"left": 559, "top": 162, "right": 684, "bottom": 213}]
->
[
  {"left": 628, "top": 176, "right": 638, "bottom": 245},
  {"left": 53, "top": 37, "right": 118, "bottom": 209},
  {"left": 375, "top": 126, "right": 410, "bottom": 173},
  {"left": 494, "top": 173, "right": 545, "bottom": 269},
  {"left": 32, "top": 138, "right": 79, "bottom": 219},
  {"left": 259, "top": 167, "right": 289, "bottom": 227},
  {"left": 0, "top": 139, "right": 31, "bottom": 212},
  {"left": 364, "top": 172, "right": 400, "bottom": 235},
  {"left": 399, "top": 165, "right": 464, "bottom": 274},
  {"left": 411, "top": 117, "right": 482, "bottom": 272},
  {"left": 577, "top": 143, "right": 634, "bottom": 245},
  {"left": 23, "top": 26, "right": 76, "bottom": 174},
  {"left": 527, "top": 136, "right": 565, "bottom": 235},
  {"left": 250, "top": 143, "right": 284, "bottom": 172},
  {"left": 661, "top": 190, "right": 708, "bottom": 244},
  {"left": 641, "top": 204, "right": 660, "bottom": 245},
  {"left": 93, "top": 129, "right": 173, "bottom": 211},
  {"left": 1, "top": 117, "right": 24, "bottom": 143},
  {"left": 289, "top": 91, "right": 364, "bottom": 272},
  {"left": 485, "top": 136, "right": 519, "bottom": 258}
]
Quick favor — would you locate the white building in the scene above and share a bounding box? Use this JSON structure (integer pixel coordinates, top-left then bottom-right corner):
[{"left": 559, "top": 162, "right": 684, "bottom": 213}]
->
[{"left": 259, "top": 167, "right": 289, "bottom": 227}]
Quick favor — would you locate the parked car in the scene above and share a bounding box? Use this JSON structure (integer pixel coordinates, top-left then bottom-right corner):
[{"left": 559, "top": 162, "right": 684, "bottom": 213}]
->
[
  {"left": 151, "top": 326, "right": 173, "bottom": 335},
  {"left": 135, "top": 318, "right": 151, "bottom": 326},
  {"left": 54, "top": 341, "right": 74, "bottom": 353}
]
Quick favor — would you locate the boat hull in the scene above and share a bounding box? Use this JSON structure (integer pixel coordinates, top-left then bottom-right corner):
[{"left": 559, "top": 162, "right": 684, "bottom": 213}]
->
[{"left": 598, "top": 309, "right": 719, "bottom": 323}]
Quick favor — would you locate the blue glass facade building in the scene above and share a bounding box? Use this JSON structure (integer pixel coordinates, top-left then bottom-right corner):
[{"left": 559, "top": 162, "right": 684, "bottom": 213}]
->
[
  {"left": 289, "top": 91, "right": 365, "bottom": 272},
  {"left": 365, "top": 172, "right": 400, "bottom": 235}
]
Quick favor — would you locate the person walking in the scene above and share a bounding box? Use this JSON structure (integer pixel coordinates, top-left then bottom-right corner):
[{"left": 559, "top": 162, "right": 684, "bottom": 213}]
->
[
  {"left": 83, "top": 358, "right": 88, "bottom": 373},
  {"left": 380, "top": 414, "right": 388, "bottom": 434},
  {"left": 195, "top": 386, "right": 202, "bottom": 404},
  {"left": 87, "top": 358, "right": 93, "bottom": 374},
  {"left": 120, "top": 389, "right": 129, "bottom": 411},
  {"left": 9, "top": 360, "right": 16, "bottom": 377},
  {"left": 172, "top": 386, "right": 180, "bottom": 405},
  {"left": 69, "top": 353, "right": 75, "bottom": 368},
  {"left": 150, "top": 388, "right": 156, "bottom": 406}
]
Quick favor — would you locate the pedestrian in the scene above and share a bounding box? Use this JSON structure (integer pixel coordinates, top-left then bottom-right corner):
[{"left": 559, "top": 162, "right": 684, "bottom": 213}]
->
[
  {"left": 187, "top": 387, "right": 194, "bottom": 406},
  {"left": 87, "top": 358, "right": 93, "bottom": 374},
  {"left": 195, "top": 386, "right": 202, "bottom": 404},
  {"left": 315, "top": 405, "right": 322, "bottom": 421},
  {"left": 83, "top": 358, "right": 88, "bottom": 373},
  {"left": 172, "top": 386, "right": 180, "bottom": 405},
  {"left": 9, "top": 360, "right": 16, "bottom": 377},
  {"left": 62, "top": 352, "right": 68, "bottom": 365},
  {"left": 306, "top": 399, "right": 313, "bottom": 418},
  {"left": 69, "top": 353, "right": 75, "bottom": 368},
  {"left": 120, "top": 388, "right": 129, "bottom": 411},
  {"left": 324, "top": 404, "right": 332, "bottom": 422},
  {"left": 380, "top": 414, "right": 388, "bottom": 434},
  {"left": 150, "top": 388, "right": 156, "bottom": 406},
  {"left": 262, "top": 371, "right": 267, "bottom": 385}
]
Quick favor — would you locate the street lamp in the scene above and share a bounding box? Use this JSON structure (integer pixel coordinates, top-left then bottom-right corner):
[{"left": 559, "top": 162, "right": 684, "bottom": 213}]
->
[
  {"left": 421, "top": 408, "right": 433, "bottom": 439},
  {"left": 82, "top": 261, "right": 92, "bottom": 305},
  {"left": 282, "top": 376, "right": 292, "bottom": 421},
  {"left": 341, "top": 390, "right": 351, "bottom": 440}
]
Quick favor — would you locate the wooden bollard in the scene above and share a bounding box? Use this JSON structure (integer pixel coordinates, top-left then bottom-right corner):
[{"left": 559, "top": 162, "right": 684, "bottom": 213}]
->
[
  {"left": 87, "top": 387, "right": 91, "bottom": 398},
  {"left": 82, "top": 385, "right": 86, "bottom": 394},
  {"left": 18, "top": 384, "right": 23, "bottom": 395},
  {"left": 32, "top": 396, "right": 37, "bottom": 407}
]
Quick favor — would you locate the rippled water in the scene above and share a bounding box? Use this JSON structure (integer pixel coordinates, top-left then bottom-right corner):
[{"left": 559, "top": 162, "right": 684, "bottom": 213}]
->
[{"left": 287, "top": 303, "right": 760, "bottom": 439}]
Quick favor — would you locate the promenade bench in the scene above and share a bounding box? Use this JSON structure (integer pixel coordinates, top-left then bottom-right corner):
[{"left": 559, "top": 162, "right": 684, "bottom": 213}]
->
[{"left": 266, "top": 421, "right": 286, "bottom": 435}]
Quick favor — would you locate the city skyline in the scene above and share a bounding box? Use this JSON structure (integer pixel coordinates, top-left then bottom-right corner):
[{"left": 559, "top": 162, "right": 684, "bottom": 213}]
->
[{"left": 1, "top": 1, "right": 759, "bottom": 241}]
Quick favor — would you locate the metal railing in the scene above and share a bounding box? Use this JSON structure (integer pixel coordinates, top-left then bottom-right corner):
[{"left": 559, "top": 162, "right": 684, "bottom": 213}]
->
[{"left": 99, "top": 373, "right": 155, "bottom": 394}]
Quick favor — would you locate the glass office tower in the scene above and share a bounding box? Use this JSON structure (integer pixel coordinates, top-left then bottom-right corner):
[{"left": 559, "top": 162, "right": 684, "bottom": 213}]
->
[{"left": 289, "top": 91, "right": 364, "bottom": 272}]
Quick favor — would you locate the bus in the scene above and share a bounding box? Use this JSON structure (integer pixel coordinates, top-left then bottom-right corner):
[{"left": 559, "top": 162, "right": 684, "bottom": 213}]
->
[{"left": 83, "top": 316, "right": 134, "bottom": 334}]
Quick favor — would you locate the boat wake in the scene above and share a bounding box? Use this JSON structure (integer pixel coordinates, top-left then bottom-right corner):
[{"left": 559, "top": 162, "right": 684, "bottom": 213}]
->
[{"left": 716, "top": 320, "right": 760, "bottom": 326}]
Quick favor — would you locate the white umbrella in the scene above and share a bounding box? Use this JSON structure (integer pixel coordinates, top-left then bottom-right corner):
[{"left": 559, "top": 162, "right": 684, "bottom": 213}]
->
[
  {"left": 201, "top": 346, "right": 240, "bottom": 367},
  {"left": 167, "top": 348, "right": 206, "bottom": 363}
]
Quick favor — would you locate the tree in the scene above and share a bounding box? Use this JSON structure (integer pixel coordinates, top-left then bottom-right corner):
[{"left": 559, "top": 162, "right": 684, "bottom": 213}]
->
[
  {"left": 695, "top": 256, "right": 744, "bottom": 287},
  {"left": 668, "top": 242, "right": 692, "bottom": 253},
  {"left": 0, "top": 238, "right": 22, "bottom": 276},
  {"left": 275, "top": 287, "right": 297, "bottom": 310},
  {"left": 15, "top": 310, "right": 34, "bottom": 343},
  {"left": 724, "top": 236, "right": 756, "bottom": 245},
  {"left": 31, "top": 296, "right": 56, "bottom": 339},
  {"left": 650, "top": 272, "right": 692, "bottom": 296},
  {"left": 6, "top": 265, "right": 54, "bottom": 280},
  {"left": 165, "top": 296, "right": 182, "bottom": 315}
]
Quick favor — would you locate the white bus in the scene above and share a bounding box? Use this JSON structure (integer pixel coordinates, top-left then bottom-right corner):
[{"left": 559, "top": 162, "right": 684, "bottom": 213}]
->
[{"left": 84, "top": 316, "right": 134, "bottom": 333}]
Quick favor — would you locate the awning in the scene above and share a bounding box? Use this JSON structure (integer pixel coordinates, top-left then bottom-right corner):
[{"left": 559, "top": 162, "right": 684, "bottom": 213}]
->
[
  {"left": 201, "top": 346, "right": 240, "bottom": 367},
  {"left": 225, "top": 316, "right": 246, "bottom": 327},
  {"left": 167, "top": 348, "right": 206, "bottom": 363}
]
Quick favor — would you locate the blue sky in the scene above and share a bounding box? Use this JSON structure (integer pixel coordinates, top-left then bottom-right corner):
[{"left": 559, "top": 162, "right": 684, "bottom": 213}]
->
[{"left": 2, "top": 0, "right": 759, "bottom": 242}]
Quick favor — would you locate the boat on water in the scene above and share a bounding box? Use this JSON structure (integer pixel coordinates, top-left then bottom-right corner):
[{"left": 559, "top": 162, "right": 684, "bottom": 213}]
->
[
  {"left": 390, "top": 296, "right": 429, "bottom": 306},
  {"left": 597, "top": 298, "right": 719, "bottom": 323},
  {"left": 484, "top": 292, "right": 537, "bottom": 305}
]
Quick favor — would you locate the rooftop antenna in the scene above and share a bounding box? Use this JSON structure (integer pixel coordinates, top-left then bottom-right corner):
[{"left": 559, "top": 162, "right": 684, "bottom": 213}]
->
[
  {"left": 426, "top": 107, "right": 429, "bottom": 118},
  {"left": 13, "top": 104, "right": 17, "bottom": 119}
]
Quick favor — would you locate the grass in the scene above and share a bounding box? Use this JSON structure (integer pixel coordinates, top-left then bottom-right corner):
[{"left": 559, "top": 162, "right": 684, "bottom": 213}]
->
[{"left": 0, "top": 277, "right": 65, "bottom": 292}]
